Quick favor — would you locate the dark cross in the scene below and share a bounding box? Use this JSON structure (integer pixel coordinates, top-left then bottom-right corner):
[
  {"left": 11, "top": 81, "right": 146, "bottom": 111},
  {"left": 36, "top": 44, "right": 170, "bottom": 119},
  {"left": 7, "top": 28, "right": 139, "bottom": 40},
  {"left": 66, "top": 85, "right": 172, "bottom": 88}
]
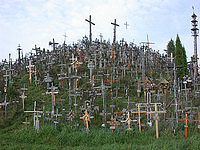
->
[
  {"left": 124, "top": 21, "right": 129, "bottom": 30},
  {"left": 49, "top": 38, "right": 58, "bottom": 51},
  {"left": 85, "top": 15, "right": 95, "bottom": 45},
  {"left": 32, "top": 45, "right": 41, "bottom": 56},
  {"left": 111, "top": 19, "right": 119, "bottom": 44},
  {"left": 17, "top": 44, "right": 22, "bottom": 63}
]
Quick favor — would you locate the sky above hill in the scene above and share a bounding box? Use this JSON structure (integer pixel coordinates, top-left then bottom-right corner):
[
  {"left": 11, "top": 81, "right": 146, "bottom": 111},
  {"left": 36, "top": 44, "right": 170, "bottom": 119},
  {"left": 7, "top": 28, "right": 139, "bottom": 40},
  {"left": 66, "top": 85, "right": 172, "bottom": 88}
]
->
[{"left": 0, "top": 0, "right": 199, "bottom": 64}]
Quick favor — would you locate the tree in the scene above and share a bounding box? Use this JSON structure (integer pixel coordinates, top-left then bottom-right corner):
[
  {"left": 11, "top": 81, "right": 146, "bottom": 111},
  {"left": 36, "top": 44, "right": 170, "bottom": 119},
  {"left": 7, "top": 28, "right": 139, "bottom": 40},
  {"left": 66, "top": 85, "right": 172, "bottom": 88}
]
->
[
  {"left": 175, "top": 34, "right": 188, "bottom": 79},
  {"left": 167, "top": 39, "right": 175, "bottom": 57}
]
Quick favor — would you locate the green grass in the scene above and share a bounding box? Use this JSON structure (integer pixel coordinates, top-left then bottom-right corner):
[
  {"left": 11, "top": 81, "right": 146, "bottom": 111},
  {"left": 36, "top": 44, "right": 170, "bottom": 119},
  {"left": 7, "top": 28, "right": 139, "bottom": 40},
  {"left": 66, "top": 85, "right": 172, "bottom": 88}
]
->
[{"left": 0, "top": 123, "right": 199, "bottom": 150}]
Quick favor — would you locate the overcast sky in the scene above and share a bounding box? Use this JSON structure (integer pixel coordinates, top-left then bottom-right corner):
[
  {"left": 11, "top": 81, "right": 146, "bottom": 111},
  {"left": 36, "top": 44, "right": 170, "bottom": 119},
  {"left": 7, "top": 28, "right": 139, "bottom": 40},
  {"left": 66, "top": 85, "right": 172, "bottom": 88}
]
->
[{"left": 0, "top": 0, "right": 199, "bottom": 64}]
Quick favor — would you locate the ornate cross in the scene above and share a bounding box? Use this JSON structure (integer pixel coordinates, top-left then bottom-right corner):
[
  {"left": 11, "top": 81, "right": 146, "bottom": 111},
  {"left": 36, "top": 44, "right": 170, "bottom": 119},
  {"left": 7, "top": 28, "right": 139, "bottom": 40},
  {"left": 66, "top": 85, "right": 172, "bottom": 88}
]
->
[{"left": 80, "top": 110, "right": 94, "bottom": 132}]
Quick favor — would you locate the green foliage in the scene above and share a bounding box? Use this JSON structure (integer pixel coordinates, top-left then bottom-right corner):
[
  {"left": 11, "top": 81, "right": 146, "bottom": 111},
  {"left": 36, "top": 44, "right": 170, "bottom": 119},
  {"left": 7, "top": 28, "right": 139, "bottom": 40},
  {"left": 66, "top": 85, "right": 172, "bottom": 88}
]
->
[
  {"left": 174, "top": 35, "right": 188, "bottom": 80},
  {"left": 167, "top": 39, "right": 175, "bottom": 57}
]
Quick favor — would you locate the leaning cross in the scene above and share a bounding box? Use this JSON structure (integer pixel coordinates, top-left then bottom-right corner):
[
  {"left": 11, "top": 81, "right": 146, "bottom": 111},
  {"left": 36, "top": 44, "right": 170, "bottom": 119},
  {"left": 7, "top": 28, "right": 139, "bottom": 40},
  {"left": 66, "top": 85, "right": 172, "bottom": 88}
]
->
[{"left": 179, "top": 112, "right": 198, "bottom": 138}]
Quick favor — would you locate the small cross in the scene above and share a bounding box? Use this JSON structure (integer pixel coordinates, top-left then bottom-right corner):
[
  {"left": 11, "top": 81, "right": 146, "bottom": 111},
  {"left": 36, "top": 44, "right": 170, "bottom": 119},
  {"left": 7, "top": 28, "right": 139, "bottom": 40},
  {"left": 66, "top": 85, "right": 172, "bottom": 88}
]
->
[
  {"left": 63, "top": 32, "right": 67, "bottom": 42},
  {"left": 124, "top": 21, "right": 129, "bottom": 30}
]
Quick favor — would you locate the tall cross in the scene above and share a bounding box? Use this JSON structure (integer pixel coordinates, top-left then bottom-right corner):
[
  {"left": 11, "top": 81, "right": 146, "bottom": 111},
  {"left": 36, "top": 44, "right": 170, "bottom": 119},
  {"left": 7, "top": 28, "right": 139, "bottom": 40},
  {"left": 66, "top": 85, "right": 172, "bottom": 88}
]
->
[
  {"left": 104, "top": 72, "right": 118, "bottom": 99},
  {"left": 179, "top": 112, "right": 198, "bottom": 138},
  {"left": 85, "top": 15, "right": 95, "bottom": 45},
  {"left": 132, "top": 104, "right": 147, "bottom": 133},
  {"left": 111, "top": 19, "right": 119, "bottom": 44},
  {"left": 147, "top": 103, "right": 166, "bottom": 139},
  {"left": 124, "top": 21, "right": 129, "bottom": 30}
]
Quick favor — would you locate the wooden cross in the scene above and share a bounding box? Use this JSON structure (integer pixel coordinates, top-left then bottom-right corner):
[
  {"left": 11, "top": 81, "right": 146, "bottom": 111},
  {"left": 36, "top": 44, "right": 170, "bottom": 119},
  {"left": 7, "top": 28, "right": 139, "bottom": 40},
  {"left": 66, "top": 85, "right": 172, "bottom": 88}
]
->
[
  {"left": 147, "top": 103, "right": 166, "bottom": 139},
  {"left": 80, "top": 110, "right": 94, "bottom": 132},
  {"left": 70, "top": 56, "right": 83, "bottom": 88},
  {"left": 104, "top": 72, "right": 118, "bottom": 99},
  {"left": 24, "top": 101, "right": 43, "bottom": 128},
  {"left": 46, "top": 86, "right": 59, "bottom": 116},
  {"left": 121, "top": 111, "right": 137, "bottom": 130},
  {"left": 179, "top": 112, "right": 198, "bottom": 138},
  {"left": 85, "top": 15, "right": 95, "bottom": 44},
  {"left": 26, "top": 60, "right": 35, "bottom": 84},
  {"left": 132, "top": 104, "right": 147, "bottom": 133},
  {"left": 107, "top": 118, "right": 120, "bottom": 132},
  {"left": 22, "top": 117, "right": 30, "bottom": 129},
  {"left": 111, "top": 19, "right": 119, "bottom": 44},
  {"left": 19, "top": 84, "right": 27, "bottom": 110}
]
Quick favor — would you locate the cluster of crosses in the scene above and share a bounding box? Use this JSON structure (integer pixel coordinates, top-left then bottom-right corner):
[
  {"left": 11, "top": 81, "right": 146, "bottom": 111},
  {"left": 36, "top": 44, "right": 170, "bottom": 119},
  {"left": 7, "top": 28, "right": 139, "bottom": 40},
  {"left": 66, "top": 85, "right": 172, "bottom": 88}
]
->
[{"left": 0, "top": 12, "right": 200, "bottom": 139}]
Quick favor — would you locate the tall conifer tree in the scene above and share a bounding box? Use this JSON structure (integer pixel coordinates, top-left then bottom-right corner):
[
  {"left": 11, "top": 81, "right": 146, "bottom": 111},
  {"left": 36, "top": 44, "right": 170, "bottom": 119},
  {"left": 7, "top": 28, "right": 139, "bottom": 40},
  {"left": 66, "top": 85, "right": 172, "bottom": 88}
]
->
[{"left": 167, "top": 39, "right": 175, "bottom": 57}]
